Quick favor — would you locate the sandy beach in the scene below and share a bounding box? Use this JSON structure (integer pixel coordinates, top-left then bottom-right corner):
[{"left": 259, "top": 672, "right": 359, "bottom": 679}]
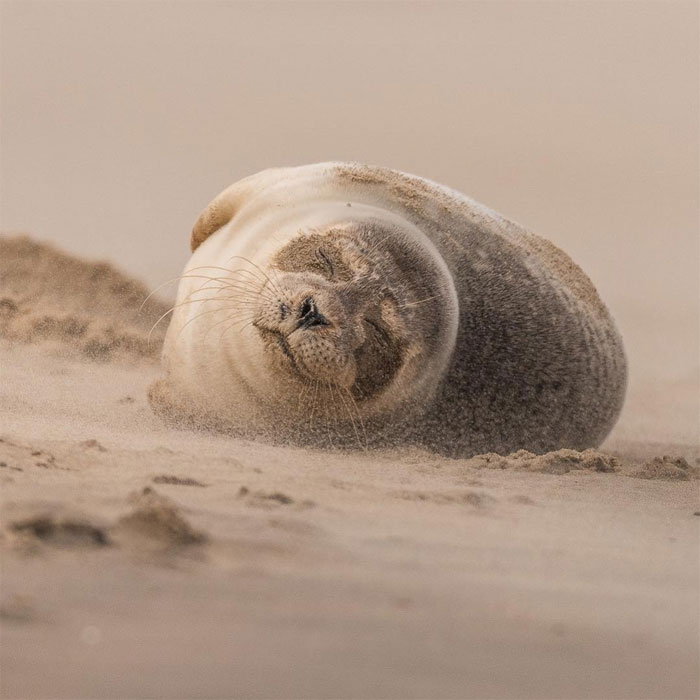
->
[
  {"left": 0, "top": 237, "right": 698, "bottom": 699},
  {"left": 2, "top": 2, "right": 698, "bottom": 697}
]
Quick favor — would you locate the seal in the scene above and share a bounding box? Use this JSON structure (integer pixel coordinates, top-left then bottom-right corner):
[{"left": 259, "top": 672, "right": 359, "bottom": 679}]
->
[{"left": 149, "top": 162, "right": 627, "bottom": 456}]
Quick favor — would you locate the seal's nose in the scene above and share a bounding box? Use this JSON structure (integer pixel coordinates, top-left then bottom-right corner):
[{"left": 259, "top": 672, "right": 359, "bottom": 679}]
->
[{"left": 297, "top": 297, "right": 330, "bottom": 329}]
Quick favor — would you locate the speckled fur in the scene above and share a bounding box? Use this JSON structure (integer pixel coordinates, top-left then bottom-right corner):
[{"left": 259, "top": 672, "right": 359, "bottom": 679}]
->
[
  {"left": 155, "top": 163, "right": 626, "bottom": 457},
  {"left": 331, "top": 164, "right": 627, "bottom": 455}
]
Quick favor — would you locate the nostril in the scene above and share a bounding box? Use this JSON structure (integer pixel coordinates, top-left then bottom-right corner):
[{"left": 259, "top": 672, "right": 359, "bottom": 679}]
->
[
  {"left": 297, "top": 297, "right": 330, "bottom": 329},
  {"left": 299, "top": 298, "right": 313, "bottom": 319}
]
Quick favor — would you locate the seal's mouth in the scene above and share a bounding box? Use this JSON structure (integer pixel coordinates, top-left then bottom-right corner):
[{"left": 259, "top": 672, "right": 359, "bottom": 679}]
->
[{"left": 255, "top": 324, "right": 297, "bottom": 366}]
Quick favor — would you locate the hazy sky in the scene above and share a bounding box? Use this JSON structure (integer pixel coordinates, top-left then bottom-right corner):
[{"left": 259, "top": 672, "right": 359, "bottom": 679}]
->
[{"left": 1, "top": 1, "right": 698, "bottom": 440}]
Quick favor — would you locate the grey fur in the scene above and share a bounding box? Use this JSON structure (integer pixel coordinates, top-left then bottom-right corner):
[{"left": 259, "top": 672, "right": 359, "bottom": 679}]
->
[
  {"left": 155, "top": 163, "right": 627, "bottom": 457},
  {"left": 332, "top": 164, "right": 627, "bottom": 457}
]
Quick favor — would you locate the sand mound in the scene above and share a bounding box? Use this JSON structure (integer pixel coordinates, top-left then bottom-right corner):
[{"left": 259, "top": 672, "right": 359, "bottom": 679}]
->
[
  {"left": 633, "top": 455, "right": 699, "bottom": 481},
  {"left": 465, "top": 447, "right": 700, "bottom": 480},
  {"left": 0, "top": 235, "right": 170, "bottom": 360},
  {"left": 468, "top": 448, "right": 619, "bottom": 474},
  {"left": 114, "top": 487, "right": 207, "bottom": 548}
]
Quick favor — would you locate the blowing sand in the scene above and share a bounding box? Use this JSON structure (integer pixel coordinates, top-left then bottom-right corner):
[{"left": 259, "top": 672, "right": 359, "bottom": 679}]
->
[{"left": 1, "top": 236, "right": 698, "bottom": 699}]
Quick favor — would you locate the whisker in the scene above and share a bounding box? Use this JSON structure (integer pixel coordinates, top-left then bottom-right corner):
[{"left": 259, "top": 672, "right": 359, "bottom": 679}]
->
[
  {"left": 234, "top": 319, "right": 256, "bottom": 334},
  {"left": 309, "top": 380, "right": 320, "bottom": 436},
  {"left": 146, "top": 292, "right": 241, "bottom": 343},
  {"left": 266, "top": 265, "right": 287, "bottom": 297},
  {"left": 398, "top": 295, "right": 438, "bottom": 309},
  {"left": 296, "top": 378, "right": 313, "bottom": 415},
  {"left": 148, "top": 308, "right": 177, "bottom": 344},
  {"left": 324, "top": 381, "right": 336, "bottom": 449},
  {"left": 332, "top": 384, "right": 362, "bottom": 451},
  {"left": 141, "top": 257, "right": 286, "bottom": 314},
  {"left": 188, "top": 287, "right": 268, "bottom": 306},
  {"left": 187, "top": 275, "right": 275, "bottom": 301},
  {"left": 173, "top": 306, "right": 240, "bottom": 342},
  {"left": 140, "top": 273, "right": 248, "bottom": 312},
  {"left": 363, "top": 233, "right": 392, "bottom": 258},
  {"left": 209, "top": 313, "right": 259, "bottom": 342},
  {"left": 185, "top": 264, "right": 272, "bottom": 289},
  {"left": 171, "top": 266, "right": 277, "bottom": 302},
  {"left": 225, "top": 255, "right": 284, "bottom": 297},
  {"left": 172, "top": 289, "right": 253, "bottom": 313},
  {"left": 343, "top": 386, "right": 368, "bottom": 451},
  {"left": 172, "top": 300, "right": 256, "bottom": 343},
  {"left": 181, "top": 283, "right": 276, "bottom": 315}
]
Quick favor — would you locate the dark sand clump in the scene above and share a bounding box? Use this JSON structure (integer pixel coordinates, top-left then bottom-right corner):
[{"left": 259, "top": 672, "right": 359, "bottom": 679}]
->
[
  {"left": 4, "top": 504, "right": 111, "bottom": 550},
  {"left": 1, "top": 488, "right": 206, "bottom": 555},
  {"left": 0, "top": 235, "right": 169, "bottom": 360}
]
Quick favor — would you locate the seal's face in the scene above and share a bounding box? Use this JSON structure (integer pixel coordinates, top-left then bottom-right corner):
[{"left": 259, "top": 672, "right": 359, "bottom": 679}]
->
[{"left": 252, "top": 228, "right": 410, "bottom": 403}]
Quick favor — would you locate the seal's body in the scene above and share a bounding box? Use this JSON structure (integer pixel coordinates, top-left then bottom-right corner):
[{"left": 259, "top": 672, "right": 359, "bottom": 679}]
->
[{"left": 151, "top": 163, "right": 626, "bottom": 456}]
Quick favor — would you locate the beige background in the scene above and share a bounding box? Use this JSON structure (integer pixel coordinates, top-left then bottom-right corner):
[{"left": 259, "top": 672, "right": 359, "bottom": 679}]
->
[{"left": 1, "top": 0, "right": 698, "bottom": 442}]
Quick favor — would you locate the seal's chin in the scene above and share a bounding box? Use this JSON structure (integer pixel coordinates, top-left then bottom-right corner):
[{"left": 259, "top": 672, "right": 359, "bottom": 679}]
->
[{"left": 256, "top": 326, "right": 299, "bottom": 372}]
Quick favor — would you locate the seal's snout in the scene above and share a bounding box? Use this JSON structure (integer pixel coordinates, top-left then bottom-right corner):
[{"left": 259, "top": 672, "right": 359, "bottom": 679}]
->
[
  {"left": 296, "top": 297, "right": 330, "bottom": 330},
  {"left": 255, "top": 283, "right": 355, "bottom": 386}
]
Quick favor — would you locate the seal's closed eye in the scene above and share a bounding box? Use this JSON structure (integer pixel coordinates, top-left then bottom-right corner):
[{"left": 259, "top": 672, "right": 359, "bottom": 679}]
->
[
  {"left": 273, "top": 232, "right": 355, "bottom": 281},
  {"left": 316, "top": 249, "right": 335, "bottom": 279}
]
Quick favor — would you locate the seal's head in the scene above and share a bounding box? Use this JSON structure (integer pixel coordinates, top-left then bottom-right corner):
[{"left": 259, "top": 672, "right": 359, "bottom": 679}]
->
[
  {"left": 235, "top": 220, "right": 458, "bottom": 442},
  {"left": 253, "top": 226, "right": 413, "bottom": 399}
]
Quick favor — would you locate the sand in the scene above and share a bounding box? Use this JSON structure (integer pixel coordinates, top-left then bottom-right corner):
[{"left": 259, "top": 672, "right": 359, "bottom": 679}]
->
[{"left": 1, "top": 236, "right": 698, "bottom": 699}]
